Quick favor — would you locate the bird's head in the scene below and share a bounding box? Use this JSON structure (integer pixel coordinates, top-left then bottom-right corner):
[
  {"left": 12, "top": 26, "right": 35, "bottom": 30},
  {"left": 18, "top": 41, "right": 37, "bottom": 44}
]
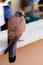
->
[{"left": 15, "top": 10, "right": 25, "bottom": 17}]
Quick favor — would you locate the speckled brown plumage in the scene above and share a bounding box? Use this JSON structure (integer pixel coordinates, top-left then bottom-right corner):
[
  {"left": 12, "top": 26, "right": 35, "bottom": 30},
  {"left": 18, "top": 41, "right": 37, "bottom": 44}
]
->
[{"left": 8, "top": 16, "right": 26, "bottom": 39}]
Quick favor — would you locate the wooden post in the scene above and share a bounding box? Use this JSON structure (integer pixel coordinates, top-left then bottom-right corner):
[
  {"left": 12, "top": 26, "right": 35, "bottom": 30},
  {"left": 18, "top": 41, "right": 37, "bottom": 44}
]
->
[
  {"left": 0, "top": 0, "right": 4, "bottom": 2},
  {"left": 32, "top": 0, "right": 35, "bottom": 16},
  {"left": 40, "top": 5, "right": 43, "bottom": 18}
]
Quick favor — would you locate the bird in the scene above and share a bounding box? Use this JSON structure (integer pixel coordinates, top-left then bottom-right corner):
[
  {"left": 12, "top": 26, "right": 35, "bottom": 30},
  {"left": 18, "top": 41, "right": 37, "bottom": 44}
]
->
[{"left": 4, "top": 11, "right": 26, "bottom": 63}]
